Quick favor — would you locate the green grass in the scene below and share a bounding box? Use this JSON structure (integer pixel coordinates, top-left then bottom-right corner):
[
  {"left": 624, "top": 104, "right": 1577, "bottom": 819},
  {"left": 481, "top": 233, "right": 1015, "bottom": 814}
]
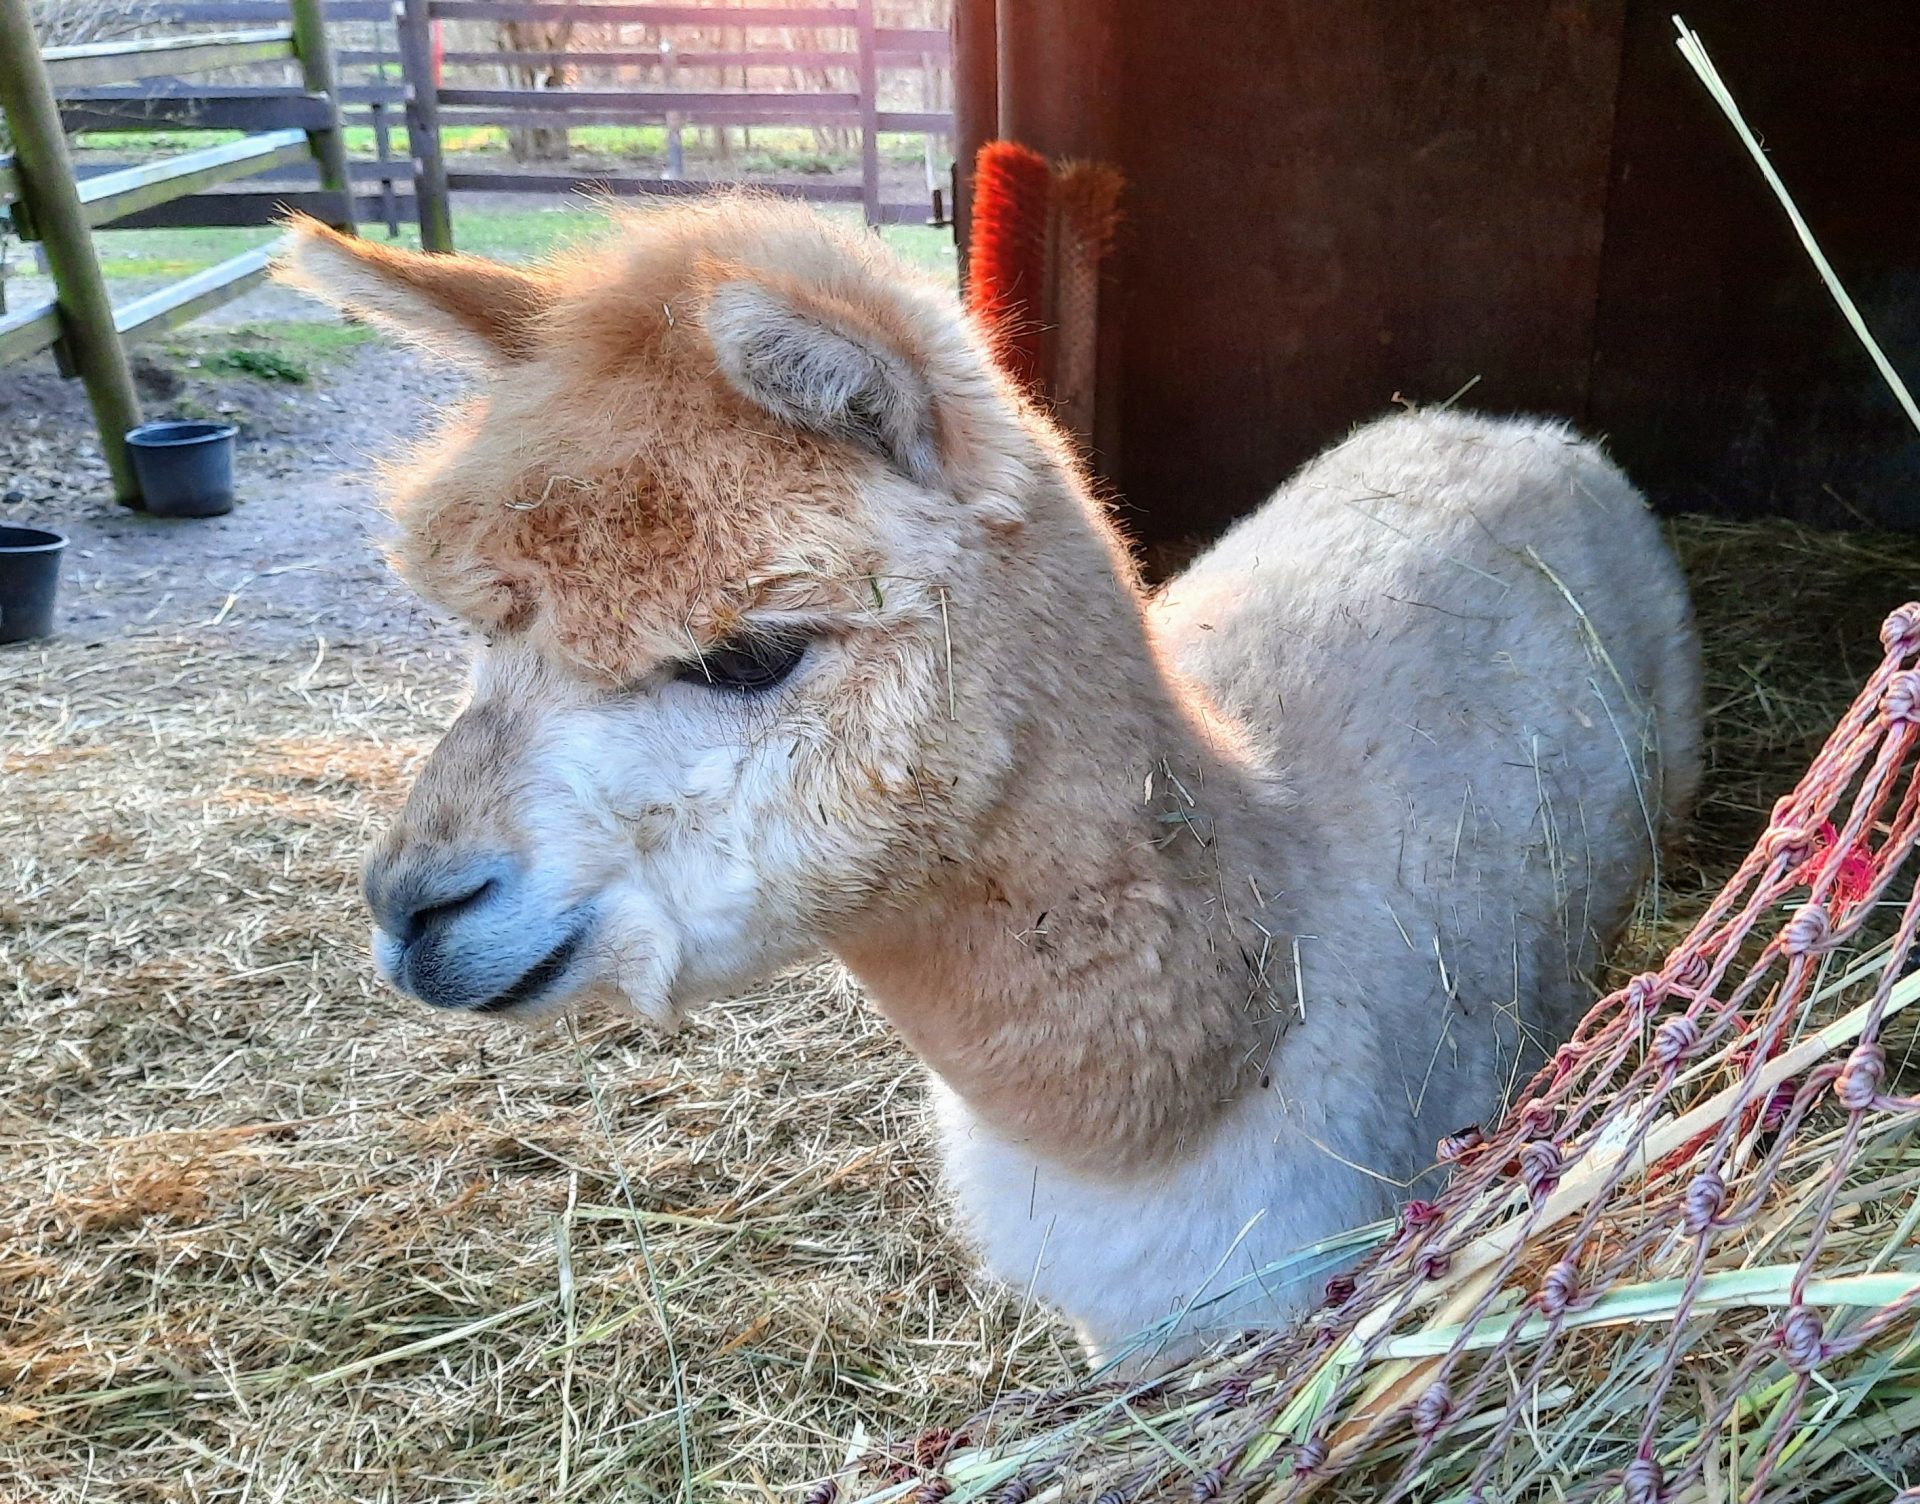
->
[
  {"left": 91, "top": 225, "right": 281, "bottom": 280},
  {"left": 85, "top": 202, "right": 955, "bottom": 280},
  {"left": 166, "top": 320, "right": 379, "bottom": 385},
  {"left": 202, "top": 346, "right": 311, "bottom": 382},
  {"left": 75, "top": 124, "right": 933, "bottom": 168}
]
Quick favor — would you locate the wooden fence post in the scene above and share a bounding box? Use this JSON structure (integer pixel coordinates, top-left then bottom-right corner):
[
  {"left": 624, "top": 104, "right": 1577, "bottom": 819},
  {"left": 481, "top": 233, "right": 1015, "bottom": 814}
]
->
[
  {"left": 287, "top": 0, "right": 357, "bottom": 232},
  {"left": 395, "top": 0, "right": 453, "bottom": 250},
  {"left": 661, "top": 39, "right": 682, "bottom": 180},
  {"left": 0, "top": 0, "right": 143, "bottom": 505},
  {"left": 371, "top": 99, "right": 400, "bottom": 234},
  {"left": 855, "top": 0, "right": 879, "bottom": 227}
]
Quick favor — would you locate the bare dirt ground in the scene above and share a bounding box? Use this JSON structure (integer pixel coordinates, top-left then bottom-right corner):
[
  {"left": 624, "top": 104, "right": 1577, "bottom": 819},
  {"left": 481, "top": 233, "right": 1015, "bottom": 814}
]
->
[{"left": 0, "top": 288, "right": 469, "bottom": 651}]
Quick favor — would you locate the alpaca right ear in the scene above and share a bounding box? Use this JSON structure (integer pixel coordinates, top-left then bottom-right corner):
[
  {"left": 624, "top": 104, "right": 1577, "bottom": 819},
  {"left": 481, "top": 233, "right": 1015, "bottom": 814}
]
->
[
  {"left": 701, "top": 266, "right": 1031, "bottom": 526},
  {"left": 271, "top": 216, "right": 552, "bottom": 369}
]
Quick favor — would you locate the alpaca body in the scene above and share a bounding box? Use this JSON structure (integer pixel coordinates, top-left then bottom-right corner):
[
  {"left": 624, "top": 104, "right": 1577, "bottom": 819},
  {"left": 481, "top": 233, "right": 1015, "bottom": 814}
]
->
[
  {"left": 933, "top": 411, "right": 1701, "bottom": 1357},
  {"left": 276, "top": 203, "right": 1699, "bottom": 1363}
]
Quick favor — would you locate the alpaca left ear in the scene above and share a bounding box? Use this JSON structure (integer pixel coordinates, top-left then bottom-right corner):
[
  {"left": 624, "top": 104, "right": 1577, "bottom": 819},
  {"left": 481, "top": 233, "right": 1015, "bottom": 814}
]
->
[
  {"left": 703, "top": 277, "right": 942, "bottom": 486},
  {"left": 272, "top": 215, "right": 553, "bottom": 369}
]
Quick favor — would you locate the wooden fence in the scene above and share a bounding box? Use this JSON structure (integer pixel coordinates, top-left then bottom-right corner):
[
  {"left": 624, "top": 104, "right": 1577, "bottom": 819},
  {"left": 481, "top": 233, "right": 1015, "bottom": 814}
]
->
[
  {"left": 115, "top": 0, "right": 953, "bottom": 246},
  {"left": 0, "top": 0, "right": 950, "bottom": 499},
  {"left": 0, "top": 0, "right": 354, "bottom": 504}
]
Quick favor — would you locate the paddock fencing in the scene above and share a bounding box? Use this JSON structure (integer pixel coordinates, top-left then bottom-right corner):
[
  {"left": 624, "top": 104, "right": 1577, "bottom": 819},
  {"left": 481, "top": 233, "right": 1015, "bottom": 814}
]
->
[
  {"left": 0, "top": 0, "right": 355, "bottom": 503},
  {"left": 69, "top": 0, "right": 953, "bottom": 244},
  {"left": 0, "top": 0, "right": 953, "bottom": 499}
]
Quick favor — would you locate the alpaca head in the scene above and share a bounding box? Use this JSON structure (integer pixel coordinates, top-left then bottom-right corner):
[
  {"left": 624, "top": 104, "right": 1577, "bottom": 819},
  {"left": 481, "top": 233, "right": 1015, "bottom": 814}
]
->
[{"left": 276, "top": 200, "right": 1115, "bottom": 1024}]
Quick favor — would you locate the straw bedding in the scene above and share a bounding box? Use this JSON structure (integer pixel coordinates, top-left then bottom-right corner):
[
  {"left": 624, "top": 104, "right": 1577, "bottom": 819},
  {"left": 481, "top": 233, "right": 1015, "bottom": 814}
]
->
[{"left": 2, "top": 517, "right": 1917, "bottom": 1502}]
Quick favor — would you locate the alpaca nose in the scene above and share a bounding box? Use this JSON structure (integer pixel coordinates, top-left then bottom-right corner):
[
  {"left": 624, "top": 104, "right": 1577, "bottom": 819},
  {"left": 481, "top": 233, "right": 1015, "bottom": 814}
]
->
[{"left": 363, "top": 851, "right": 509, "bottom": 946}]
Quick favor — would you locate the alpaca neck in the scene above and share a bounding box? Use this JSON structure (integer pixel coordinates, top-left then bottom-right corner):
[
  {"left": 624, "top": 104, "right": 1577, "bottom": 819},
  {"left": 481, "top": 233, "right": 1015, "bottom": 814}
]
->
[{"left": 836, "top": 523, "right": 1289, "bottom": 1176}]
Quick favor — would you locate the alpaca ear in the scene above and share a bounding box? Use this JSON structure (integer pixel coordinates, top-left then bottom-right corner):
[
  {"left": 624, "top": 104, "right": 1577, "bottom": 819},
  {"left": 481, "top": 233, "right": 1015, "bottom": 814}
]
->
[
  {"left": 271, "top": 215, "right": 551, "bottom": 369},
  {"left": 703, "top": 276, "right": 941, "bottom": 485}
]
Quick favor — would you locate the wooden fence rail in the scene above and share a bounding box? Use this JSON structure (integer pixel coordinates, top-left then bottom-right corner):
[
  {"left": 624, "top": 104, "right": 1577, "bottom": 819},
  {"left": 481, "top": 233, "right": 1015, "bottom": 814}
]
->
[
  {"left": 0, "top": 0, "right": 355, "bottom": 505},
  {"left": 390, "top": 0, "right": 948, "bottom": 245},
  {"left": 99, "top": 0, "right": 953, "bottom": 247}
]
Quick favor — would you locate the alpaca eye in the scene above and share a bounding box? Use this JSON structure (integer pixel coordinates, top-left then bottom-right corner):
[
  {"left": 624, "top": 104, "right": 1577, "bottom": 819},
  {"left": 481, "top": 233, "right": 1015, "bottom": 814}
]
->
[{"left": 674, "top": 631, "right": 809, "bottom": 692}]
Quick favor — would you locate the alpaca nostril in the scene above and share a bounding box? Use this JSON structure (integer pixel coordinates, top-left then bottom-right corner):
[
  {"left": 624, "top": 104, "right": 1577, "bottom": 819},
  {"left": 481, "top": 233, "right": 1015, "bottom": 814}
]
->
[
  {"left": 365, "top": 857, "right": 510, "bottom": 946},
  {"left": 408, "top": 876, "right": 498, "bottom": 939}
]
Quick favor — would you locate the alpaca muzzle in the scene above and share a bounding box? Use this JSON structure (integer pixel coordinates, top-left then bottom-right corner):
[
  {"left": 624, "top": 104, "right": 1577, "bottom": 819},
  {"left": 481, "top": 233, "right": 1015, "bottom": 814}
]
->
[{"left": 362, "top": 845, "right": 594, "bottom": 1014}]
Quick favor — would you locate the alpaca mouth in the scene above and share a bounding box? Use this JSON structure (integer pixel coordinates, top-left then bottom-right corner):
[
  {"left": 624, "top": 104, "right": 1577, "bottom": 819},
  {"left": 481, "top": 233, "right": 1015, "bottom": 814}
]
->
[{"left": 474, "top": 925, "right": 590, "bottom": 1015}]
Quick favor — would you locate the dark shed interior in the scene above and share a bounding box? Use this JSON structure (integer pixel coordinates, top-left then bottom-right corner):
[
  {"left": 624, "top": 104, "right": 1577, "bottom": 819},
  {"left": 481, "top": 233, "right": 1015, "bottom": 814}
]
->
[{"left": 955, "top": 0, "right": 1920, "bottom": 545}]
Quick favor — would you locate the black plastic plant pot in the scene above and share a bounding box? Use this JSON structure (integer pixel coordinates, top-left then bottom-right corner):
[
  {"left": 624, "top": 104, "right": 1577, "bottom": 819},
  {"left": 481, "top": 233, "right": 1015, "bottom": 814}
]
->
[
  {"left": 126, "top": 421, "right": 238, "bottom": 518},
  {"left": 0, "top": 525, "right": 68, "bottom": 644}
]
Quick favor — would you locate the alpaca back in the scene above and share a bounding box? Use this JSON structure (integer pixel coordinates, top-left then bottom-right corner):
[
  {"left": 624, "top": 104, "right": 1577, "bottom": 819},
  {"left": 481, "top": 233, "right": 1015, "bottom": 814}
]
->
[{"left": 1154, "top": 408, "right": 1700, "bottom": 1241}]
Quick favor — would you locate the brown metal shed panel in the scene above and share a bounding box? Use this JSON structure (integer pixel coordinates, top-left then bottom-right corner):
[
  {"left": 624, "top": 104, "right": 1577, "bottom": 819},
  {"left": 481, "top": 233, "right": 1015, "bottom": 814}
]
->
[
  {"left": 972, "top": 0, "right": 1920, "bottom": 543},
  {"left": 1590, "top": 0, "right": 1920, "bottom": 531}
]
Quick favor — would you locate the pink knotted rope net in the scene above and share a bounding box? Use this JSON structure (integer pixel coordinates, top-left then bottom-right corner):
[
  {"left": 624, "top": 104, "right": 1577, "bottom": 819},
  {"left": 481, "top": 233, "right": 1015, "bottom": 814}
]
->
[{"left": 866, "top": 603, "right": 1920, "bottom": 1504}]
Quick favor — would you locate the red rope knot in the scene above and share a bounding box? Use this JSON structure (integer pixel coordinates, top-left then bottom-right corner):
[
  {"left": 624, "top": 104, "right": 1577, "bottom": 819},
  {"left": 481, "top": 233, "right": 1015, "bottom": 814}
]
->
[
  {"left": 1653, "top": 1015, "right": 1702, "bottom": 1069},
  {"left": 1624, "top": 971, "right": 1664, "bottom": 1015},
  {"left": 1837, "top": 1042, "right": 1887, "bottom": 1111},
  {"left": 1764, "top": 822, "right": 1818, "bottom": 869},
  {"left": 1671, "top": 952, "right": 1711, "bottom": 990},
  {"left": 1519, "top": 1140, "right": 1563, "bottom": 1200},
  {"left": 1437, "top": 1124, "right": 1485, "bottom": 1164},
  {"left": 916, "top": 1480, "right": 954, "bottom": 1504},
  {"left": 1779, "top": 1304, "right": 1826, "bottom": 1372},
  {"left": 1782, "top": 903, "right": 1834, "bottom": 956},
  {"left": 1412, "top": 1380, "right": 1453, "bottom": 1438},
  {"left": 1621, "top": 1455, "right": 1665, "bottom": 1504},
  {"left": 1292, "top": 1436, "right": 1329, "bottom": 1478},
  {"left": 1762, "top": 1079, "right": 1799, "bottom": 1132},
  {"left": 1419, "top": 1250, "right": 1452, "bottom": 1280},
  {"left": 1399, "top": 1199, "right": 1441, "bottom": 1233},
  {"left": 1883, "top": 603, "right": 1920, "bottom": 656},
  {"left": 1682, "top": 1169, "right": 1727, "bottom": 1235},
  {"left": 1538, "top": 1258, "right": 1580, "bottom": 1318},
  {"left": 1551, "top": 1040, "right": 1584, "bottom": 1084},
  {"left": 1321, "top": 1273, "right": 1357, "bottom": 1309},
  {"left": 1189, "top": 1464, "right": 1227, "bottom": 1502},
  {"left": 1888, "top": 670, "right": 1920, "bottom": 724},
  {"left": 996, "top": 1479, "right": 1034, "bottom": 1504},
  {"left": 802, "top": 1483, "right": 839, "bottom": 1504}
]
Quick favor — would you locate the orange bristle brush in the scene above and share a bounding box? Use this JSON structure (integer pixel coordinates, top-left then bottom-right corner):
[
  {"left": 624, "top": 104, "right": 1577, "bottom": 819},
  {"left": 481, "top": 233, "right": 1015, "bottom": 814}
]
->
[{"left": 966, "top": 141, "right": 1052, "bottom": 391}]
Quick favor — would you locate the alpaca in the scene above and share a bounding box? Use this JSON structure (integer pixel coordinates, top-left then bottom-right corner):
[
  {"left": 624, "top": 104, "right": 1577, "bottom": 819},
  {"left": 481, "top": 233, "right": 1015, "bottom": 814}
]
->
[{"left": 275, "top": 199, "right": 1702, "bottom": 1362}]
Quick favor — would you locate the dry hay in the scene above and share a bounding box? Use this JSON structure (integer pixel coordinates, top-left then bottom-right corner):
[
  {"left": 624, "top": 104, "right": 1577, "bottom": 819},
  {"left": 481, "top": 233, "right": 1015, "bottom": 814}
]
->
[
  {"left": 0, "top": 638, "right": 1062, "bottom": 1502},
  {"left": 2, "top": 516, "right": 1917, "bottom": 1502}
]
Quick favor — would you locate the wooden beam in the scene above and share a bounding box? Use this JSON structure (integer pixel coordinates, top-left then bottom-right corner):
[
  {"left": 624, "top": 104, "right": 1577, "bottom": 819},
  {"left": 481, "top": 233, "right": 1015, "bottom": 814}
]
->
[
  {"left": 64, "top": 128, "right": 311, "bottom": 229},
  {"left": 434, "top": 103, "right": 860, "bottom": 128},
  {"left": 62, "top": 90, "right": 335, "bottom": 133},
  {"left": 109, "top": 188, "right": 417, "bottom": 228},
  {"left": 435, "top": 87, "right": 861, "bottom": 113},
  {"left": 0, "top": 298, "right": 61, "bottom": 366},
  {"left": 337, "top": 41, "right": 944, "bottom": 67},
  {"left": 287, "top": 0, "right": 357, "bottom": 231},
  {"left": 113, "top": 243, "right": 280, "bottom": 344},
  {"left": 145, "top": 0, "right": 390, "bottom": 20},
  {"left": 60, "top": 80, "right": 403, "bottom": 104},
  {"left": 873, "top": 110, "right": 950, "bottom": 133},
  {"left": 855, "top": 0, "right": 879, "bottom": 226},
  {"left": 41, "top": 28, "right": 296, "bottom": 90},
  {"left": 429, "top": 2, "right": 855, "bottom": 23},
  {"left": 443, "top": 170, "right": 863, "bottom": 202},
  {"left": 395, "top": 0, "right": 452, "bottom": 250},
  {"left": 0, "top": 0, "right": 143, "bottom": 503}
]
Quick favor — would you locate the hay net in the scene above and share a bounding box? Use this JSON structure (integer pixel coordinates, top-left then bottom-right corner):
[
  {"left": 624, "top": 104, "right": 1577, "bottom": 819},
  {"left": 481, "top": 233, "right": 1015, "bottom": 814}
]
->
[{"left": 855, "top": 603, "right": 1920, "bottom": 1504}]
